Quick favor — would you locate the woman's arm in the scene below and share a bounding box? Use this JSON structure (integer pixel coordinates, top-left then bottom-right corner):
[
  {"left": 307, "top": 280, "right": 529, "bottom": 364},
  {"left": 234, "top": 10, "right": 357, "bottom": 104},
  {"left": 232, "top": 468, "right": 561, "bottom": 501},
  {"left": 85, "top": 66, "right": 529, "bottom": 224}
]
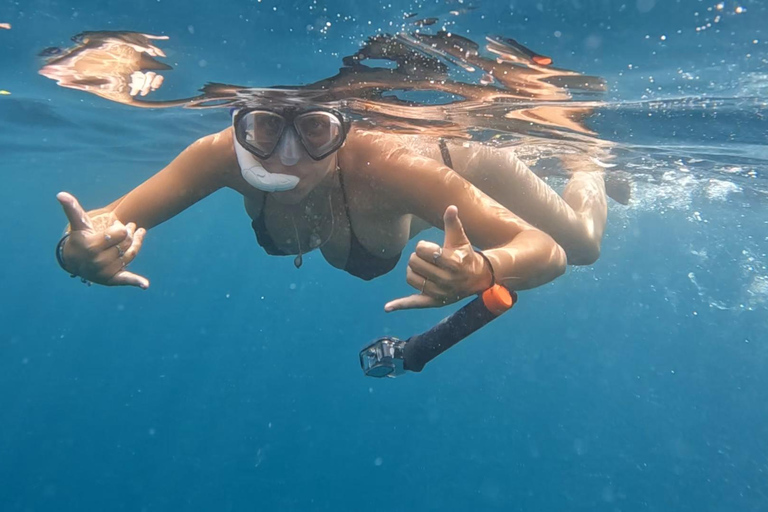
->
[
  {"left": 107, "top": 127, "right": 239, "bottom": 228},
  {"left": 57, "top": 127, "right": 239, "bottom": 287},
  {"left": 395, "top": 155, "right": 566, "bottom": 290},
  {"left": 358, "top": 135, "right": 567, "bottom": 306}
]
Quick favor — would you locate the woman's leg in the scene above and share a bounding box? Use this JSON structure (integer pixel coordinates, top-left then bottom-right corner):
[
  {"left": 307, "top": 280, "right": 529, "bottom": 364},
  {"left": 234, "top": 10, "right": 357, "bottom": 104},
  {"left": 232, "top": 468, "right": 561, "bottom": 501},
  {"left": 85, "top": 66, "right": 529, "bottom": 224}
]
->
[{"left": 449, "top": 143, "right": 607, "bottom": 265}]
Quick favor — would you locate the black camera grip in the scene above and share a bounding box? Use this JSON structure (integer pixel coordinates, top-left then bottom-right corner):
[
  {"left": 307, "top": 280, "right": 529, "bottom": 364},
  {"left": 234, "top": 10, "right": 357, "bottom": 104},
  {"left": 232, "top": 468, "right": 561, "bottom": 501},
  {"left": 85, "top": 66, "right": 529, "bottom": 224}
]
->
[{"left": 402, "top": 285, "right": 516, "bottom": 372}]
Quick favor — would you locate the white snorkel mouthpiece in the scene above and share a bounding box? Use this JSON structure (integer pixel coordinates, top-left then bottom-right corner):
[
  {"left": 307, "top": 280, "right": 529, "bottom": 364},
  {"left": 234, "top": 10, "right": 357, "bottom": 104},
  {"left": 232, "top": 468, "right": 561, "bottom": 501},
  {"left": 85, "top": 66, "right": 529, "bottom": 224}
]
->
[
  {"left": 234, "top": 139, "right": 300, "bottom": 192},
  {"left": 276, "top": 128, "right": 302, "bottom": 167}
]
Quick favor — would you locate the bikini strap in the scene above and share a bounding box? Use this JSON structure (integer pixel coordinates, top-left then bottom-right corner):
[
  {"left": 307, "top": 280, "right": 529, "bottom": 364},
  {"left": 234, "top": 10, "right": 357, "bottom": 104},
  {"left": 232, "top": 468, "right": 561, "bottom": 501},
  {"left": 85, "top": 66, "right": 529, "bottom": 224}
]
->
[
  {"left": 438, "top": 138, "right": 453, "bottom": 168},
  {"left": 336, "top": 166, "right": 354, "bottom": 222}
]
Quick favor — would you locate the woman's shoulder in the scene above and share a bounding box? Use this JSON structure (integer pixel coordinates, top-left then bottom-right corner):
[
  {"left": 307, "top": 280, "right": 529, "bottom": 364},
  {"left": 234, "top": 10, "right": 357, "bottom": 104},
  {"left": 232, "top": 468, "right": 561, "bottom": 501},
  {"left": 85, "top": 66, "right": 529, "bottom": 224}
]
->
[
  {"left": 344, "top": 128, "right": 434, "bottom": 151},
  {"left": 190, "top": 126, "right": 248, "bottom": 191},
  {"left": 342, "top": 128, "right": 439, "bottom": 172},
  {"left": 343, "top": 128, "right": 403, "bottom": 155},
  {"left": 197, "top": 126, "right": 235, "bottom": 152}
]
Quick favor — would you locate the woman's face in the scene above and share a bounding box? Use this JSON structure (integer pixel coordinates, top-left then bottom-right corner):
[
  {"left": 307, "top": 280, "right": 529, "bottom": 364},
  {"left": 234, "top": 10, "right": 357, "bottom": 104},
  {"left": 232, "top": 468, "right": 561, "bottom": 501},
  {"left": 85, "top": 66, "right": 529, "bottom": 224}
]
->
[{"left": 234, "top": 108, "right": 345, "bottom": 202}]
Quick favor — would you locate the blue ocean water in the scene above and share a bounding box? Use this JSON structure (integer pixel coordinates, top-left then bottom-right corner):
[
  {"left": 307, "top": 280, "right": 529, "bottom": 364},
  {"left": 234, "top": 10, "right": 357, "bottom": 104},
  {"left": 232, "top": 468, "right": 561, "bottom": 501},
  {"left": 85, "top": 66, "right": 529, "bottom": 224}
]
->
[{"left": 1, "top": 0, "right": 767, "bottom": 511}]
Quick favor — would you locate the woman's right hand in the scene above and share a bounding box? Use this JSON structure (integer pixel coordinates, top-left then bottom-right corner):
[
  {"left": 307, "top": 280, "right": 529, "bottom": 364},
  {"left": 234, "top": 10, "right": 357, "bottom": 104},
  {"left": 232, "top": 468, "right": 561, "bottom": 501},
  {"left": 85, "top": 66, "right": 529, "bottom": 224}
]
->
[{"left": 56, "top": 192, "right": 150, "bottom": 289}]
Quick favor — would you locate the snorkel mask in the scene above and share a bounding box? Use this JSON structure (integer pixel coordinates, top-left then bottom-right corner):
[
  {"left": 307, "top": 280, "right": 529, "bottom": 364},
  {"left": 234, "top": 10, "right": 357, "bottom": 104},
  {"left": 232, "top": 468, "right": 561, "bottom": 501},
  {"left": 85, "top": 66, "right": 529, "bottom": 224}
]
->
[{"left": 232, "top": 106, "right": 348, "bottom": 192}]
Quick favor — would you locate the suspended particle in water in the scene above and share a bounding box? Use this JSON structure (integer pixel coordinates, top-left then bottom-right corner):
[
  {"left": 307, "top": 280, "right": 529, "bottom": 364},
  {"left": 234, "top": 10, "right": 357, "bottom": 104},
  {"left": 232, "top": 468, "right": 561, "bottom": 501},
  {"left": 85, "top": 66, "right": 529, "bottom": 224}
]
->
[{"left": 636, "top": 0, "right": 656, "bottom": 13}]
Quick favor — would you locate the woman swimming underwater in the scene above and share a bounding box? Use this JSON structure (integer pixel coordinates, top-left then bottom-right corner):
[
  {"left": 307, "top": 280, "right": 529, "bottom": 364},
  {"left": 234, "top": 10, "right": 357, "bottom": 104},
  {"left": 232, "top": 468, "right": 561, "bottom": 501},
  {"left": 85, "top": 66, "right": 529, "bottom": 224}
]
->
[
  {"left": 55, "top": 102, "right": 607, "bottom": 311},
  {"left": 51, "top": 30, "right": 611, "bottom": 312}
]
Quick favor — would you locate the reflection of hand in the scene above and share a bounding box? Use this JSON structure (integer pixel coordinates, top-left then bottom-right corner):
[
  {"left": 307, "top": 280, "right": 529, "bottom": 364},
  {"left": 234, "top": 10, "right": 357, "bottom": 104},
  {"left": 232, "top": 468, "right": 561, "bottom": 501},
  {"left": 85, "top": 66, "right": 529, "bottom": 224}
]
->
[
  {"left": 130, "top": 71, "right": 164, "bottom": 96},
  {"left": 56, "top": 192, "right": 149, "bottom": 289},
  {"left": 39, "top": 31, "right": 173, "bottom": 106},
  {"left": 384, "top": 205, "right": 493, "bottom": 312}
]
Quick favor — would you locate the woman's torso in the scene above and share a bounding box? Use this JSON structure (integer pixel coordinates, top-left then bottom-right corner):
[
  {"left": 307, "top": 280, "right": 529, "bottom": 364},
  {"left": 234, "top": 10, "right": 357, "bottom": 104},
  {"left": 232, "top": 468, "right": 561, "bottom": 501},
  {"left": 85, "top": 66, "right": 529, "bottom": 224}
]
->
[{"left": 239, "top": 130, "right": 456, "bottom": 279}]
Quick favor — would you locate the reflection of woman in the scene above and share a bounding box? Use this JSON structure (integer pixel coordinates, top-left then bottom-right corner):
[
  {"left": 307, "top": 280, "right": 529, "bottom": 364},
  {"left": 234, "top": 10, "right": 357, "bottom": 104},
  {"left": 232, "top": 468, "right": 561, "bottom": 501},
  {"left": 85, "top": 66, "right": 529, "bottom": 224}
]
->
[{"left": 56, "top": 104, "right": 607, "bottom": 311}]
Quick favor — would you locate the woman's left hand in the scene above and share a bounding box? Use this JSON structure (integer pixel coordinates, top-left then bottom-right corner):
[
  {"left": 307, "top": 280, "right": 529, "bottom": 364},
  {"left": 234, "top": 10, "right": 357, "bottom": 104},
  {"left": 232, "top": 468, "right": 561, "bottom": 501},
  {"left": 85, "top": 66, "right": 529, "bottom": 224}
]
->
[{"left": 384, "top": 205, "right": 494, "bottom": 312}]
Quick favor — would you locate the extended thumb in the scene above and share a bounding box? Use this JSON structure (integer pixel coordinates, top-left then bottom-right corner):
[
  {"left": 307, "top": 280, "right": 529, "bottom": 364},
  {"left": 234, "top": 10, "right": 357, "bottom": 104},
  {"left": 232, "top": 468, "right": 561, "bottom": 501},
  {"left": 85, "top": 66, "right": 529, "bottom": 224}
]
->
[{"left": 442, "top": 205, "right": 469, "bottom": 248}]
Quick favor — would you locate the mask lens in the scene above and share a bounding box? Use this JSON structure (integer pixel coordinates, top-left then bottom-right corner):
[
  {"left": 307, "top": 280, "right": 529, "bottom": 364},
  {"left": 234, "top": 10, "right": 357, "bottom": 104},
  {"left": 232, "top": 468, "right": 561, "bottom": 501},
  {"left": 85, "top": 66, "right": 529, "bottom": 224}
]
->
[
  {"left": 237, "top": 111, "right": 286, "bottom": 158},
  {"left": 294, "top": 111, "right": 344, "bottom": 159}
]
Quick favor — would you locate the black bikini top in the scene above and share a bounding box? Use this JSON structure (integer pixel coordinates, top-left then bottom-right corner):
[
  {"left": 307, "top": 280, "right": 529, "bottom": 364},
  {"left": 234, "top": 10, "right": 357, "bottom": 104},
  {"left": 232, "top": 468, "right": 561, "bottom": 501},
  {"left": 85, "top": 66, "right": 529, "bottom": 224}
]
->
[
  {"left": 251, "top": 168, "right": 400, "bottom": 281},
  {"left": 251, "top": 140, "right": 452, "bottom": 281}
]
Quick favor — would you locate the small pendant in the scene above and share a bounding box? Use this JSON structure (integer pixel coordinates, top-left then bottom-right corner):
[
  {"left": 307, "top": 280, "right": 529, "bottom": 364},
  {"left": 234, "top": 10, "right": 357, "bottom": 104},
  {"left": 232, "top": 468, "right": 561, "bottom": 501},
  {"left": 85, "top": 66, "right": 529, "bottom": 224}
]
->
[{"left": 294, "top": 253, "right": 303, "bottom": 269}]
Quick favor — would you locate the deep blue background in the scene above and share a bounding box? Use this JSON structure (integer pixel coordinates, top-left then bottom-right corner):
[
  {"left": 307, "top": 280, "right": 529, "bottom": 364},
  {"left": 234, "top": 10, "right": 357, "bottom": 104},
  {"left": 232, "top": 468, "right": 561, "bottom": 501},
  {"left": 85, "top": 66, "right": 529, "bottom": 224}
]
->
[{"left": 1, "top": 0, "right": 767, "bottom": 510}]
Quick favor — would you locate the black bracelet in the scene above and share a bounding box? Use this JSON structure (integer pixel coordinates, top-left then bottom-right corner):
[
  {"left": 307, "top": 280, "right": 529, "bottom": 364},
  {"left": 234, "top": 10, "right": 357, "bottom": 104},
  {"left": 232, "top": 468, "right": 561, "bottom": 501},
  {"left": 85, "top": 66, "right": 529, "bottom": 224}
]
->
[
  {"left": 56, "top": 233, "right": 72, "bottom": 273},
  {"left": 476, "top": 250, "right": 496, "bottom": 288},
  {"left": 56, "top": 232, "right": 91, "bottom": 285}
]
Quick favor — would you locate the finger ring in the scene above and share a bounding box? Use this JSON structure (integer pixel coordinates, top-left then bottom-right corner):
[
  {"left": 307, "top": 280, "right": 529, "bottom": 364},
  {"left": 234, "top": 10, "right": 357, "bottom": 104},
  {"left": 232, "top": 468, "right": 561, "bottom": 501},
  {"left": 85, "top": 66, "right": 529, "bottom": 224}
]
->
[
  {"left": 420, "top": 277, "right": 428, "bottom": 294},
  {"left": 104, "top": 234, "right": 112, "bottom": 242},
  {"left": 432, "top": 247, "right": 443, "bottom": 264},
  {"left": 117, "top": 246, "right": 125, "bottom": 258}
]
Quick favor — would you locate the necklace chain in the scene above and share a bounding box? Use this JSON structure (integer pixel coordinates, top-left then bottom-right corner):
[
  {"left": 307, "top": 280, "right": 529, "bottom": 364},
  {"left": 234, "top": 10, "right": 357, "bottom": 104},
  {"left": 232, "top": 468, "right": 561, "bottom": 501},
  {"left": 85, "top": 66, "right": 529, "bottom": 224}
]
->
[{"left": 291, "top": 165, "right": 339, "bottom": 269}]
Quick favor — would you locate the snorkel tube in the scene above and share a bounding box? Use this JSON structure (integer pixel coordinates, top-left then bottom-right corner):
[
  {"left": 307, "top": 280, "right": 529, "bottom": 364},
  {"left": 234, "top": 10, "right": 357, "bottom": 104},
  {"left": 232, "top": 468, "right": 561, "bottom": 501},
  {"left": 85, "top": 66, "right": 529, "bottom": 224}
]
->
[
  {"left": 232, "top": 110, "right": 300, "bottom": 192},
  {"left": 359, "top": 285, "right": 517, "bottom": 378}
]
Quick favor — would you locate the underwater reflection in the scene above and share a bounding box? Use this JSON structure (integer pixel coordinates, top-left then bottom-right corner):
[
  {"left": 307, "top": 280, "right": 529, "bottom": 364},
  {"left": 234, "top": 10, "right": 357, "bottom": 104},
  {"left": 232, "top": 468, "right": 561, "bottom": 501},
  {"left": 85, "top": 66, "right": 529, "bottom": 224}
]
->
[
  {"left": 38, "top": 31, "right": 182, "bottom": 107},
  {"left": 38, "top": 29, "right": 608, "bottom": 147}
]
